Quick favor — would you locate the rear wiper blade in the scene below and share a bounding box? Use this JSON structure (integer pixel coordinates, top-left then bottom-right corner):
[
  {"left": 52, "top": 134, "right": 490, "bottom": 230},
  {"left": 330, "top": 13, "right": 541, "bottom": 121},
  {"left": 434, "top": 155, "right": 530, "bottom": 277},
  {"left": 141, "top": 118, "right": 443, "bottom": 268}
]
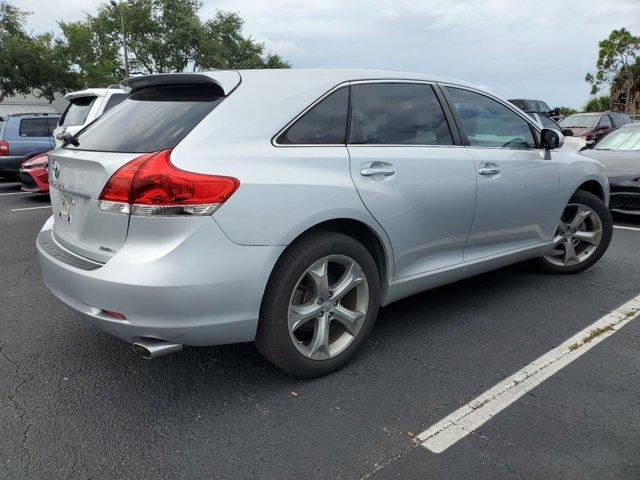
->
[{"left": 61, "top": 131, "right": 80, "bottom": 147}]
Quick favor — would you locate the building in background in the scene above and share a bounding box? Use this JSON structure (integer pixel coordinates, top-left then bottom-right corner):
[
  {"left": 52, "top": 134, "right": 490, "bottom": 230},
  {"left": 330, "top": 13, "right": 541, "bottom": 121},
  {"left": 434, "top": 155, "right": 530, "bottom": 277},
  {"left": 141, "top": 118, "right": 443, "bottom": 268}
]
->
[{"left": 0, "top": 92, "right": 68, "bottom": 116}]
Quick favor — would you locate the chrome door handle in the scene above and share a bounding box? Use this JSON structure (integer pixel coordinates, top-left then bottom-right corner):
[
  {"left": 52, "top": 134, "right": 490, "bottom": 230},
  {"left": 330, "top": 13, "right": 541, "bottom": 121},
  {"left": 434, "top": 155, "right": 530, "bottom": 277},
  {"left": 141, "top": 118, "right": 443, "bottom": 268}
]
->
[
  {"left": 360, "top": 161, "right": 395, "bottom": 177},
  {"left": 361, "top": 167, "right": 395, "bottom": 177},
  {"left": 478, "top": 164, "right": 501, "bottom": 176}
]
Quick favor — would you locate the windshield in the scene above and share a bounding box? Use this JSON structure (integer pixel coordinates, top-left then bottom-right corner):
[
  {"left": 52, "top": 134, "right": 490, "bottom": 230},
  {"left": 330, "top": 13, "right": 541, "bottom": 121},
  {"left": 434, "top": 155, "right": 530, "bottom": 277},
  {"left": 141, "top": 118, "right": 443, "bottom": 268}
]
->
[
  {"left": 595, "top": 126, "right": 640, "bottom": 151},
  {"left": 60, "top": 96, "right": 97, "bottom": 127},
  {"left": 67, "top": 84, "right": 224, "bottom": 153},
  {"left": 560, "top": 114, "right": 599, "bottom": 128}
]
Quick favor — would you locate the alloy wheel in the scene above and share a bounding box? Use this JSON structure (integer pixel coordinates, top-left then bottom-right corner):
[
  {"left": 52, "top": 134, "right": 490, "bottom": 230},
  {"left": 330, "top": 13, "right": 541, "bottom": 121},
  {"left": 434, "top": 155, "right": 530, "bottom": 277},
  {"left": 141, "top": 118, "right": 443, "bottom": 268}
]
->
[
  {"left": 544, "top": 203, "right": 603, "bottom": 267},
  {"left": 288, "top": 255, "right": 369, "bottom": 360}
]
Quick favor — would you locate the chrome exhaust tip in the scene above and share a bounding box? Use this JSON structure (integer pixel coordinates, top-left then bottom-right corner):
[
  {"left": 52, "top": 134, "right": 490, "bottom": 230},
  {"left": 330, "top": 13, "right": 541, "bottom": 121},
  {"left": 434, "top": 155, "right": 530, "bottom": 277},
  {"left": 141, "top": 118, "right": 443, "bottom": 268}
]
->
[{"left": 132, "top": 339, "right": 182, "bottom": 359}]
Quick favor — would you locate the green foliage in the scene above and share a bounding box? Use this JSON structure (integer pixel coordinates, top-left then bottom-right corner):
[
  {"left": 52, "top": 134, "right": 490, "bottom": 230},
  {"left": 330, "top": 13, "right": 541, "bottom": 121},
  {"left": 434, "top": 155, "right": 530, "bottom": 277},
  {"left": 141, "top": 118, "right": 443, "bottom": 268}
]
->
[
  {"left": 583, "top": 95, "right": 612, "bottom": 112},
  {"left": 0, "top": 0, "right": 290, "bottom": 99},
  {"left": 0, "top": 1, "right": 78, "bottom": 101},
  {"left": 59, "top": 0, "right": 290, "bottom": 82},
  {"left": 553, "top": 106, "right": 578, "bottom": 117},
  {"left": 585, "top": 28, "right": 639, "bottom": 112}
]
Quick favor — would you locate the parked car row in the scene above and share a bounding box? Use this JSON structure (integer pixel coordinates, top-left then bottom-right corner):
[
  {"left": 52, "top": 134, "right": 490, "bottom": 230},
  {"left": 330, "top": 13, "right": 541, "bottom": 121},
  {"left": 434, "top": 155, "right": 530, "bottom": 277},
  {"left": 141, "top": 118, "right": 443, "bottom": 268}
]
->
[{"left": 0, "top": 86, "right": 127, "bottom": 192}]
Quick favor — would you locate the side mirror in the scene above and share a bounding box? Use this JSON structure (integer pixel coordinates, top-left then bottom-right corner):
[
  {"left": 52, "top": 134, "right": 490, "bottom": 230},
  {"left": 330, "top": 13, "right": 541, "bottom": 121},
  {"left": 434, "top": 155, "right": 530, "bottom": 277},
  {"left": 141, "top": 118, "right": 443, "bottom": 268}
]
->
[
  {"left": 562, "top": 128, "right": 573, "bottom": 137},
  {"left": 540, "top": 128, "right": 564, "bottom": 150}
]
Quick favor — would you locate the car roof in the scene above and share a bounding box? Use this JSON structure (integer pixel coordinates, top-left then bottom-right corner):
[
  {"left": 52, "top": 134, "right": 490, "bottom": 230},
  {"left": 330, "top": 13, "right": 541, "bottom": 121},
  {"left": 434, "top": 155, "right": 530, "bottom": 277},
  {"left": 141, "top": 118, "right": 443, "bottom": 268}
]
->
[
  {"left": 65, "top": 86, "right": 126, "bottom": 100},
  {"left": 122, "top": 68, "right": 479, "bottom": 96}
]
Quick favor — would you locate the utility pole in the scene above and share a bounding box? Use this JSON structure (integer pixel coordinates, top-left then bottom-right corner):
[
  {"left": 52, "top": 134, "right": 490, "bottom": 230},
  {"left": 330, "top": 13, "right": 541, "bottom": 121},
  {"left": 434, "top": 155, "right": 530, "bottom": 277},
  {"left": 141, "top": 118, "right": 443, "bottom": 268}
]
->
[{"left": 110, "top": 0, "right": 130, "bottom": 77}]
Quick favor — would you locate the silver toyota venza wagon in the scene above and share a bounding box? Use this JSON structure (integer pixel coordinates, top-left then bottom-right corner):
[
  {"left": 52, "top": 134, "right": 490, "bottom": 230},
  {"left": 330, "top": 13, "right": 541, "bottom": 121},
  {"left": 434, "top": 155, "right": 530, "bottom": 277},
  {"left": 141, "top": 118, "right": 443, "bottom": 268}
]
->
[{"left": 37, "top": 69, "right": 613, "bottom": 377}]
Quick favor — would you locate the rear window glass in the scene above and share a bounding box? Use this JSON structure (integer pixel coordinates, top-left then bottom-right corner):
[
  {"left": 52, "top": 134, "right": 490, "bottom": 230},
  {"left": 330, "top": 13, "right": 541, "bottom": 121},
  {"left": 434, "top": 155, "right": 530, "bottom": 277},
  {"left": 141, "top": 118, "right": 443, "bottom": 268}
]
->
[
  {"left": 102, "top": 93, "right": 128, "bottom": 113},
  {"left": 276, "top": 87, "right": 348, "bottom": 144},
  {"left": 68, "top": 84, "right": 224, "bottom": 153},
  {"left": 19, "top": 118, "right": 50, "bottom": 137},
  {"left": 60, "top": 96, "right": 96, "bottom": 127}
]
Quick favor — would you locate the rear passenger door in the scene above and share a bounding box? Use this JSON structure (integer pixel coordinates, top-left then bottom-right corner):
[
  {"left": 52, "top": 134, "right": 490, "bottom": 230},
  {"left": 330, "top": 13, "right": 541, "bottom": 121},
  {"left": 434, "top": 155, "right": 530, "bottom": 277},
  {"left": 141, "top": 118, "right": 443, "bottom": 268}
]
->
[
  {"left": 15, "top": 118, "right": 52, "bottom": 157},
  {"left": 348, "top": 82, "right": 477, "bottom": 279},
  {"left": 443, "top": 86, "right": 559, "bottom": 264}
]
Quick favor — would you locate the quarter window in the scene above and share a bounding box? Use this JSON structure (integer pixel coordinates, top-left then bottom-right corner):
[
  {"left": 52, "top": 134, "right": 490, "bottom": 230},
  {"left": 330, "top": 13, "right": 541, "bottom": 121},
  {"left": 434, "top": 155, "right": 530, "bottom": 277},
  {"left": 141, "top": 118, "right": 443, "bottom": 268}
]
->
[
  {"left": 19, "top": 118, "right": 50, "bottom": 137},
  {"left": 446, "top": 87, "right": 536, "bottom": 149},
  {"left": 348, "top": 83, "right": 453, "bottom": 145},
  {"left": 598, "top": 116, "right": 612, "bottom": 128},
  {"left": 276, "top": 87, "right": 349, "bottom": 145}
]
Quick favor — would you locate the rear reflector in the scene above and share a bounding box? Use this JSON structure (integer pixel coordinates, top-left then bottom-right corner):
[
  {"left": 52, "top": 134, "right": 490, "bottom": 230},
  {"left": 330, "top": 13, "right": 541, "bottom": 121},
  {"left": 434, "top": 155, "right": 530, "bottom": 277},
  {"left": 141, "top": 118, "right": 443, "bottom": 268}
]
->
[
  {"left": 98, "top": 149, "right": 239, "bottom": 216},
  {"left": 101, "top": 310, "right": 127, "bottom": 321}
]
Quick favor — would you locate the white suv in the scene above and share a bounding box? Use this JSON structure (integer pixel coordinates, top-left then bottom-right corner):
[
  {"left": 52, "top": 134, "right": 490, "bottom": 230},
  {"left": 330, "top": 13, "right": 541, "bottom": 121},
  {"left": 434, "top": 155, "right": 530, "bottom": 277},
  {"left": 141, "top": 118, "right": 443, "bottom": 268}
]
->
[{"left": 53, "top": 86, "right": 128, "bottom": 147}]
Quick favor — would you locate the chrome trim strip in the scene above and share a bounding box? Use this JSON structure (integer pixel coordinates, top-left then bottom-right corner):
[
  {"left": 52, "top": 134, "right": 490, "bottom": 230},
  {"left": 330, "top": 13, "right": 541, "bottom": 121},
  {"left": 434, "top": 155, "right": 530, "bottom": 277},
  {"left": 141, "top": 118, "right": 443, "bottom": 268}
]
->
[{"left": 37, "top": 229, "right": 103, "bottom": 271}]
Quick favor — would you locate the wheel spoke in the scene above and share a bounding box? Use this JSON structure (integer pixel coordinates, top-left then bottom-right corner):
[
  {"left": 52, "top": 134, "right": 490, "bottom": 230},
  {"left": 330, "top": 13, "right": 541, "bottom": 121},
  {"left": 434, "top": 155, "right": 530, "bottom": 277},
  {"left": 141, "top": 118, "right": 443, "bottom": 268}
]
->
[
  {"left": 308, "top": 314, "right": 331, "bottom": 359},
  {"left": 563, "top": 239, "right": 579, "bottom": 265},
  {"left": 307, "top": 258, "right": 330, "bottom": 300},
  {"left": 573, "top": 229, "right": 601, "bottom": 246},
  {"left": 331, "top": 262, "right": 366, "bottom": 301},
  {"left": 288, "top": 303, "right": 321, "bottom": 333},
  {"left": 568, "top": 206, "right": 592, "bottom": 230},
  {"left": 331, "top": 305, "right": 364, "bottom": 335}
]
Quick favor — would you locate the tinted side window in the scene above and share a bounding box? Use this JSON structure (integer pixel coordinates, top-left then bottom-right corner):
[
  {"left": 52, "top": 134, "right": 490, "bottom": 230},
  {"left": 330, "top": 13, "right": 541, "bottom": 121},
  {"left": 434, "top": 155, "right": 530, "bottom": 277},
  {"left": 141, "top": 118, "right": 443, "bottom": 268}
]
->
[
  {"left": 19, "top": 118, "right": 49, "bottom": 137},
  {"left": 446, "top": 87, "right": 536, "bottom": 149},
  {"left": 349, "top": 83, "right": 453, "bottom": 145},
  {"left": 47, "top": 118, "right": 59, "bottom": 134},
  {"left": 598, "top": 116, "right": 612, "bottom": 128},
  {"left": 539, "top": 115, "right": 560, "bottom": 130},
  {"left": 102, "top": 93, "right": 128, "bottom": 113},
  {"left": 277, "top": 88, "right": 348, "bottom": 145},
  {"left": 611, "top": 114, "right": 630, "bottom": 127},
  {"left": 537, "top": 101, "right": 551, "bottom": 114},
  {"left": 70, "top": 84, "right": 224, "bottom": 153}
]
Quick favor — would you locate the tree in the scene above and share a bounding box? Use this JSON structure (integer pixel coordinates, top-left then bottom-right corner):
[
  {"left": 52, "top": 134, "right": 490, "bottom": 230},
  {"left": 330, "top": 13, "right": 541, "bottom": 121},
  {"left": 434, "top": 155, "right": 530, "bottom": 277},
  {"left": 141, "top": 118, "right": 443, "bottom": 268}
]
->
[
  {"left": 585, "top": 28, "right": 640, "bottom": 113},
  {"left": 57, "top": 0, "right": 289, "bottom": 86},
  {"left": 583, "top": 95, "right": 612, "bottom": 112},
  {"left": 0, "top": 2, "right": 77, "bottom": 102},
  {"left": 553, "top": 106, "right": 577, "bottom": 117}
]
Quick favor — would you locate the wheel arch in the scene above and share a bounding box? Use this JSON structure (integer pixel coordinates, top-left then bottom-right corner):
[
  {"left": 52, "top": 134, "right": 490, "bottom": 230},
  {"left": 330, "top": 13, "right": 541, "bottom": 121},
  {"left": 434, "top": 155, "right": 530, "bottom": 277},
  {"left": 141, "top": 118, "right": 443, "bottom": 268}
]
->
[
  {"left": 575, "top": 179, "right": 605, "bottom": 201},
  {"left": 266, "top": 217, "right": 394, "bottom": 298}
]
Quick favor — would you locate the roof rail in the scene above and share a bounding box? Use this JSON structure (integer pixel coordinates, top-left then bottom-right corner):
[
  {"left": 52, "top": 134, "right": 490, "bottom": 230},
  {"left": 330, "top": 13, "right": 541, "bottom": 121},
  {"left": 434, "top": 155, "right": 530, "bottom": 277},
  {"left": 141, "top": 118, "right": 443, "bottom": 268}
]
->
[{"left": 8, "top": 112, "right": 60, "bottom": 117}]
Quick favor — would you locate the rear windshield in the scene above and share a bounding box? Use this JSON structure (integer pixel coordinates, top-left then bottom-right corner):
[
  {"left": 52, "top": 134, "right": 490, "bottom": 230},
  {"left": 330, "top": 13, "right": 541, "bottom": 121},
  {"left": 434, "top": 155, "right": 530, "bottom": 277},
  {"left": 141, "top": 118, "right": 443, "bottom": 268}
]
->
[
  {"left": 60, "top": 96, "right": 97, "bottom": 127},
  {"left": 560, "top": 114, "right": 599, "bottom": 129},
  {"left": 67, "top": 84, "right": 224, "bottom": 153}
]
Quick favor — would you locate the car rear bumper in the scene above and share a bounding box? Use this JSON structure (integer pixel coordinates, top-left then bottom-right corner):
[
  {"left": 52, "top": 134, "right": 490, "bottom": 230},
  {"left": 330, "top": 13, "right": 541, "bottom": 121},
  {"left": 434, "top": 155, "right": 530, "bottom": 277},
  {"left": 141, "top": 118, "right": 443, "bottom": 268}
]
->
[
  {"left": 19, "top": 168, "right": 49, "bottom": 193},
  {"left": 610, "top": 191, "right": 640, "bottom": 215},
  {"left": 37, "top": 215, "right": 285, "bottom": 346},
  {"left": 0, "top": 155, "right": 28, "bottom": 174}
]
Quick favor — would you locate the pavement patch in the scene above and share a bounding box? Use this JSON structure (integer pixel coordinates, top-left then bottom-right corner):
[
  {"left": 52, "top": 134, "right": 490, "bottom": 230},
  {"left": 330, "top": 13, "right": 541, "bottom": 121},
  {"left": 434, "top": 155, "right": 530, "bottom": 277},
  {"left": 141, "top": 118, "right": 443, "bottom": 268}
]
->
[{"left": 415, "top": 294, "right": 640, "bottom": 453}]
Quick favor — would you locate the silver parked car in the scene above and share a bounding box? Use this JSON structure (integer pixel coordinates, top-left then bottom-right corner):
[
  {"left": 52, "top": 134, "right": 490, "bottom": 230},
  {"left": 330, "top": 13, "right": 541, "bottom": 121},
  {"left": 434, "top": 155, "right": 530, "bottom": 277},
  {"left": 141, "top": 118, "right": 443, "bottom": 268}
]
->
[{"left": 37, "top": 69, "right": 613, "bottom": 377}]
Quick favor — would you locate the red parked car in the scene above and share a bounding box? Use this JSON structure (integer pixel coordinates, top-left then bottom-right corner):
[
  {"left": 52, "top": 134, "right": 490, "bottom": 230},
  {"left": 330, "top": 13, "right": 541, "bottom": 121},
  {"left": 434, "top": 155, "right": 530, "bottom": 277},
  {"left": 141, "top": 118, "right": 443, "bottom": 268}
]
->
[{"left": 19, "top": 153, "right": 49, "bottom": 193}]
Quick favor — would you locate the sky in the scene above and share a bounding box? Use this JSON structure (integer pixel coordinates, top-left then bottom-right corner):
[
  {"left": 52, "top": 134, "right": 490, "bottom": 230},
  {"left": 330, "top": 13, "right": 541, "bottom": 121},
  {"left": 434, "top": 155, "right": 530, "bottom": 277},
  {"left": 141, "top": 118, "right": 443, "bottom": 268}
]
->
[{"left": 18, "top": 0, "right": 640, "bottom": 109}]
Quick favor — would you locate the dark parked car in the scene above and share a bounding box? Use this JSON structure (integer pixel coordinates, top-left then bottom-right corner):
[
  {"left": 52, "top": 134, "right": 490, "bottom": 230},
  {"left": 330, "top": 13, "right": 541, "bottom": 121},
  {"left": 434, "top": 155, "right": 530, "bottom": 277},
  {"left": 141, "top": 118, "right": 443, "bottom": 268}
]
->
[
  {"left": 0, "top": 113, "right": 59, "bottom": 178},
  {"left": 508, "top": 98, "right": 563, "bottom": 122},
  {"left": 581, "top": 122, "right": 640, "bottom": 215},
  {"left": 560, "top": 112, "right": 632, "bottom": 149}
]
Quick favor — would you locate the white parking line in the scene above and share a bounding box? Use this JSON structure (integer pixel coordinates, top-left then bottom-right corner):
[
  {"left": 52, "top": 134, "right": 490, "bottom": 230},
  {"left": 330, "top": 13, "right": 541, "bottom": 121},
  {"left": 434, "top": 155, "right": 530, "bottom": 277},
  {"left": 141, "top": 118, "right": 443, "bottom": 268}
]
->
[
  {"left": 10, "top": 205, "right": 52, "bottom": 212},
  {"left": 614, "top": 225, "right": 640, "bottom": 232},
  {"left": 415, "top": 295, "right": 640, "bottom": 453},
  {"left": 0, "top": 191, "right": 30, "bottom": 196}
]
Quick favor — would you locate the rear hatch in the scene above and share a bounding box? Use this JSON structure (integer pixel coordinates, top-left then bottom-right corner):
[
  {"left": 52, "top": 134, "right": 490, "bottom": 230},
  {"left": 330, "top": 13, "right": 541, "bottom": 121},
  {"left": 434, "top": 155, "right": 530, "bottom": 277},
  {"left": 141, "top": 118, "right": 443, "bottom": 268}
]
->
[{"left": 49, "top": 72, "right": 240, "bottom": 263}]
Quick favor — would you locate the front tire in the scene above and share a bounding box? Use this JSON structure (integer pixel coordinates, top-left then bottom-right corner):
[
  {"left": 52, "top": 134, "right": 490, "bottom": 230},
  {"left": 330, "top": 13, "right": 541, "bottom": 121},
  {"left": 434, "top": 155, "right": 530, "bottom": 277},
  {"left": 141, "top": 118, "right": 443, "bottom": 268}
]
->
[
  {"left": 256, "top": 230, "right": 381, "bottom": 378},
  {"left": 535, "top": 190, "right": 612, "bottom": 274}
]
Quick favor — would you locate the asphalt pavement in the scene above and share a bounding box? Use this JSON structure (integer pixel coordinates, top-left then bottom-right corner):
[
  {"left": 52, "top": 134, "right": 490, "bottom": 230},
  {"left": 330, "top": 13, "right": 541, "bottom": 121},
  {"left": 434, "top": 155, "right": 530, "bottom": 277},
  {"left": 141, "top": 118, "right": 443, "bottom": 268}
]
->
[{"left": 1, "top": 179, "right": 639, "bottom": 479}]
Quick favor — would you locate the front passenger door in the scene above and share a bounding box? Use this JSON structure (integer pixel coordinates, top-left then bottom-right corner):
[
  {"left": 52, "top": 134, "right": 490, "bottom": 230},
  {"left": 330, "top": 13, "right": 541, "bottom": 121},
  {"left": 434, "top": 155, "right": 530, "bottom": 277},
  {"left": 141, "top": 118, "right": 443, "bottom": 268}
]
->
[{"left": 444, "top": 86, "right": 559, "bottom": 264}]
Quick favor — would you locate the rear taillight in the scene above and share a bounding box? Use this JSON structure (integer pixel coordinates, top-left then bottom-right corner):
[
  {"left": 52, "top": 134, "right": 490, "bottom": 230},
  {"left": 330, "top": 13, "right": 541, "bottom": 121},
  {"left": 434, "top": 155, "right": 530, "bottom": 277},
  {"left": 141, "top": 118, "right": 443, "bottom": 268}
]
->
[
  {"left": 98, "top": 149, "right": 239, "bottom": 216},
  {"left": 0, "top": 141, "right": 9, "bottom": 157}
]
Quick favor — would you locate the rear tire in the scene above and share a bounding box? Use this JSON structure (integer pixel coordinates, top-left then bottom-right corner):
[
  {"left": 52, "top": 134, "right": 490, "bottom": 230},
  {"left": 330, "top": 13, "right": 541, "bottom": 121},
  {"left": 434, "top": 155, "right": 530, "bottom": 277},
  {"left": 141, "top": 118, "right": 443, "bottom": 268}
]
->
[
  {"left": 535, "top": 190, "right": 612, "bottom": 274},
  {"left": 256, "top": 230, "right": 381, "bottom": 378}
]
